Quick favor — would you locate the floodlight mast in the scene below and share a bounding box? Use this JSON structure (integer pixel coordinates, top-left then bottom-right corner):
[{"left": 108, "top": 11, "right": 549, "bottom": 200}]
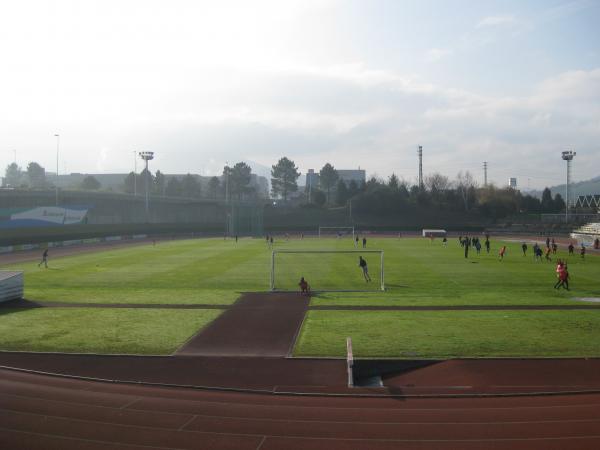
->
[
  {"left": 561, "top": 151, "right": 576, "bottom": 224},
  {"left": 54, "top": 134, "right": 60, "bottom": 206},
  {"left": 139, "top": 151, "right": 154, "bottom": 218}
]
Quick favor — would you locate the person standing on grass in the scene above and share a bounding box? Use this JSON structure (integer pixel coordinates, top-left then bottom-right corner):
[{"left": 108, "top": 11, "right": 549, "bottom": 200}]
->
[
  {"left": 568, "top": 242, "right": 574, "bottom": 255},
  {"left": 554, "top": 260, "right": 565, "bottom": 289},
  {"left": 555, "top": 261, "right": 570, "bottom": 290},
  {"left": 298, "top": 277, "right": 310, "bottom": 295},
  {"left": 498, "top": 246, "right": 506, "bottom": 261},
  {"left": 442, "top": 237, "right": 447, "bottom": 247},
  {"left": 545, "top": 246, "right": 552, "bottom": 261},
  {"left": 580, "top": 244, "right": 586, "bottom": 259},
  {"left": 359, "top": 256, "right": 371, "bottom": 282},
  {"left": 484, "top": 238, "right": 490, "bottom": 254},
  {"left": 38, "top": 249, "right": 49, "bottom": 268},
  {"left": 521, "top": 242, "right": 527, "bottom": 256},
  {"left": 355, "top": 235, "right": 359, "bottom": 248},
  {"left": 362, "top": 237, "right": 367, "bottom": 248},
  {"left": 536, "top": 245, "right": 543, "bottom": 261}
]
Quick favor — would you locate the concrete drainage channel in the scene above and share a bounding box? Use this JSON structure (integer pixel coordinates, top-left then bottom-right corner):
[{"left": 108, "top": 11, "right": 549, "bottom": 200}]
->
[{"left": 346, "top": 337, "right": 439, "bottom": 388}]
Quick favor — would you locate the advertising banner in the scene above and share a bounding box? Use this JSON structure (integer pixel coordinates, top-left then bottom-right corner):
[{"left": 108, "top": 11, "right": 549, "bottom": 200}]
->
[{"left": 0, "top": 206, "right": 89, "bottom": 228}]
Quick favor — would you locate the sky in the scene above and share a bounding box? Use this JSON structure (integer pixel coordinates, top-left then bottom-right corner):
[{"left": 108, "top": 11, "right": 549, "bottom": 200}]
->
[{"left": 1, "top": 0, "right": 599, "bottom": 190}]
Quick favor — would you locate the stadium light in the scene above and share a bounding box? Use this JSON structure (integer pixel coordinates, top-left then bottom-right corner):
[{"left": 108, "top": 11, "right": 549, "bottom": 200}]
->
[
  {"left": 561, "top": 150, "right": 576, "bottom": 224},
  {"left": 139, "top": 151, "right": 154, "bottom": 218},
  {"left": 54, "top": 134, "right": 59, "bottom": 206}
]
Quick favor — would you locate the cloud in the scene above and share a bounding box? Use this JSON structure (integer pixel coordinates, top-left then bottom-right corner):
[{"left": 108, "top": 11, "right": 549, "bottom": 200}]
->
[
  {"left": 424, "top": 48, "right": 453, "bottom": 63},
  {"left": 103, "top": 64, "right": 599, "bottom": 188},
  {"left": 476, "top": 15, "right": 517, "bottom": 28}
]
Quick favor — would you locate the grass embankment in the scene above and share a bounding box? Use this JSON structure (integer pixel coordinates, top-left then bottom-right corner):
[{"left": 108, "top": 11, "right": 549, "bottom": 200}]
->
[
  {"left": 0, "top": 308, "right": 221, "bottom": 355},
  {"left": 294, "top": 310, "right": 600, "bottom": 358}
]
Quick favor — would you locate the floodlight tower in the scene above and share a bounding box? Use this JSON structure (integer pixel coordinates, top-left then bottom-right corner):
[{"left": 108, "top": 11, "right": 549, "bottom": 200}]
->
[
  {"left": 139, "top": 151, "right": 154, "bottom": 217},
  {"left": 417, "top": 145, "right": 423, "bottom": 189},
  {"left": 483, "top": 161, "right": 488, "bottom": 186},
  {"left": 54, "top": 134, "right": 60, "bottom": 206},
  {"left": 561, "top": 150, "right": 576, "bottom": 223}
]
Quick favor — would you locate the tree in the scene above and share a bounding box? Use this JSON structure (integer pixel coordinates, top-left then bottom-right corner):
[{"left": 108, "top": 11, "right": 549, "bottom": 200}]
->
[
  {"left": 26, "top": 162, "right": 46, "bottom": 188},
  {"left": 425, "top": 172, "right": 451, "bottom": 205},
  {"left": 80, "top": 175, "right": 101, "bottom": 190},
  {"left": 4, "top": 163, "right": 22, "bottom": 187},
  {"left": 541, "top": 188, "right": 554, "bottom": 213},
  {"left": 181, "top": 174, "right": 201, "bottom": 198},
  {"left": 271, "top": 157, "right": 300, "bottom": 201},
  {"left": 553, "top": 193, "right": 566, "bottom": 213},
  {"left": 154, "top": 170, "right": 166, "bottom": 196},
  {"left": 319, "top": 163, "right": 338, "bottom": 204},
  {"left": 230, "top": 162, "right": 252, "bottom": 199},
  {"left": 388, "top": 173, "right": 399, "bottom": 190},
  {"left": 140, "top": 168, "right": 154, "bottom": 198},
  {"left": 313, "top": 189, "right": 326, "bottom": 207},
  {"left": 123, "top": 172, "right": 137, "bottom": 194},
  {"left": 348, "top": 180, "right": 359, "bottom": 198},
  {"left": 207, "top": 176, "right": 220, "bottom": 199},
  {"left": 455, "top": 171, "right": 476, "bottom": 211},
  {"left": 165, "top": 177, "right": 183, "bottom": 197},
  {"left": 335, "top": 180, "right": 350, "bottom": 206}
]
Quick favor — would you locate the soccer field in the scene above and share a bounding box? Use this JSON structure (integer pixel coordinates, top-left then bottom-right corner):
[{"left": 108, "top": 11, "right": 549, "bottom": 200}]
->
[{"left": 1, "top": 236, "right": 599, "bottom": 356}]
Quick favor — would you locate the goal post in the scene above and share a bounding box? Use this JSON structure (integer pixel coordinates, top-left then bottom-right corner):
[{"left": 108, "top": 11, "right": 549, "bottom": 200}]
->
[
  {"left": 318, "top": 226, "right": 355, "bottom": 239},
  {"left": 270, "top": 250, "right": 384, "bottom": 292}
]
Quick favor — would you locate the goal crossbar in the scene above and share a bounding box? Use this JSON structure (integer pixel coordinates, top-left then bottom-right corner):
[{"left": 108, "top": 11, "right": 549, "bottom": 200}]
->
[{"left": 270, "top": 250, "right": 384, "bottom": 292}]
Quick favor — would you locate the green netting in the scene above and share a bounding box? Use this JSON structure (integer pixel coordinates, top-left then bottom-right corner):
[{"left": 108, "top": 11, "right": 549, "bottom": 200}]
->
[
  {"left": 226, "top": 202, "right": 264, "bottom": 237},
  {"left": 271, "top": 251, "right": 384, "bottom": 292}
]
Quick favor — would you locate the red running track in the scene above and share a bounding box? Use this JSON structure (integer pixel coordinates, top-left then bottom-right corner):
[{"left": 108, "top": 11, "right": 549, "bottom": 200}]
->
[{"left": 1, "top": 368, "right": 600, "bottom": 450}]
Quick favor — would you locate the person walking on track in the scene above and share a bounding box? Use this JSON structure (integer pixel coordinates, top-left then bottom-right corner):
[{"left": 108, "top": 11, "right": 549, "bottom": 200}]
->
[{"left": 38, "top": 249, "right": 49, "bottom": 268}]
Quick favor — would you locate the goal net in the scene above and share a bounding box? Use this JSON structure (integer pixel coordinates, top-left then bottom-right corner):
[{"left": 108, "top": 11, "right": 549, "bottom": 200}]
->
[
  {"left": 270, "top": 250, "right": 384, "bottom": 292},
  {"left": 318, "top": 226, "right": 355, "bottom": 239}
]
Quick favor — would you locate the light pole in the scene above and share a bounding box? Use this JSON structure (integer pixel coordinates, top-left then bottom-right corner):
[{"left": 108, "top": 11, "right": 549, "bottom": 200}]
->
[
  {"left": 133, "top": 151, "right": 137, "bottom": 196},
  {"left": 54, "top": 134, "right": 60, "bottom": 206},
  {"left": 561, "top": 150, "right": 576, "bottom": 224},
  {"left": 138, "top": 151, "right": 154, "bottom": 218}
]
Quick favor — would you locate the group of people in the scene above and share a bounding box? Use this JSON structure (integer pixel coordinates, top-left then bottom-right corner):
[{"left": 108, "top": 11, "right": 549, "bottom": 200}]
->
[
  {"left": 459, "top": 235, "right": 491, "bottom": 258},
  {"left": 554, "top": 260, "right": 570, "bottom": 290}
]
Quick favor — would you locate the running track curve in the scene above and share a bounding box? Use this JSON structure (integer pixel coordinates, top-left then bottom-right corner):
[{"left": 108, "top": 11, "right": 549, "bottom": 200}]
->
[{"left": 2, "top": 368, "right": 600, "bottom": 450}]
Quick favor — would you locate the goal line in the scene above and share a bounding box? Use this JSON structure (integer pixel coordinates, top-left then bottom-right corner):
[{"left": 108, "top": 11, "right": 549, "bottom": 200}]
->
[{"left": 270, "top": 250, "right": 385, "bottom": 292}]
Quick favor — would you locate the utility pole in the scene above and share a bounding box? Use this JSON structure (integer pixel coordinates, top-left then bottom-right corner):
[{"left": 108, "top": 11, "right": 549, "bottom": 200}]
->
[
  {"left": 54, "top": 134, "right": 60, "bottom": 206},
  {"left": 417, "top": 145, "right": 423, "bottom": 189},
  {"left": 138, "top": 151, "right": 154, "bottom": 219},
  {"left": 483, "top": 161, "right": 488, "bottom": 187},
  {"left": 561, "top": 151, "right": 576, "bottom": 224},
  {"left": 133, "top": 151, "right": 137, "bottom": 196}
]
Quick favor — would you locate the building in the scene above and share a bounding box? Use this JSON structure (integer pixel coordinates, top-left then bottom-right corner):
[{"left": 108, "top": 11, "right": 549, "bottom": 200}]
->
[
  {"left": 304, "top": 168, "right": 366, "bottom": 190},
  {"left": 337, "top": 169, "right": 366, "bottom": 187},
  {"left": 508, "top": 178, "right": 517, "bottom": 189}
]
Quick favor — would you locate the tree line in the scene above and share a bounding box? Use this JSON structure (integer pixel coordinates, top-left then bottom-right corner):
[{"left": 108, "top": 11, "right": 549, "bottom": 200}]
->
[{"left": 4, "top": 158, "right": 567, "bottom": 219}]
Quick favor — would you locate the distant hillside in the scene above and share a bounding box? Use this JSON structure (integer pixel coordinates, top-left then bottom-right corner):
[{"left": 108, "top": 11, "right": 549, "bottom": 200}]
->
[{"left": 525, "top": 175, "right": 600, "bottom": 199}]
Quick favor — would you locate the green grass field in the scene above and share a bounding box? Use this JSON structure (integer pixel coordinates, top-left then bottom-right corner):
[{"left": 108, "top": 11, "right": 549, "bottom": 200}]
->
[{"left": 1, "top": 236, "right": 599, "bottom": 356}]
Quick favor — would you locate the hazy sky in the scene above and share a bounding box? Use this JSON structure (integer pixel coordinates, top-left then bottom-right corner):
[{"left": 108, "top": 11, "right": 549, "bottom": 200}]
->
[{"left": 1, "top": 0, "right": 599, "bottom": 189}]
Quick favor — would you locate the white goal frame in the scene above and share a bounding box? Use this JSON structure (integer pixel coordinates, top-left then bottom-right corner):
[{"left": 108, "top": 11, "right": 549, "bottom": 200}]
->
[
  {"left": 318, "top": 226, "right": 355, "bottom": 239},
  {"left": 270, "top": 250, "right": 384, "bottom": 292}
]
